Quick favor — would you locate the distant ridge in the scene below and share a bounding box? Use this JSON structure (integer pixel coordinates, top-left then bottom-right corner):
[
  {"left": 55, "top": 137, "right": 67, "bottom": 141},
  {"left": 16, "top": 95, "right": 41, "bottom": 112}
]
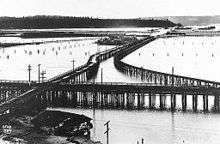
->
[
  {"left": 0, "top": 15, "right": 178, "bottom": 29},
  {"left": 149, "top": 15, "right": 220, "bottom": 26}
]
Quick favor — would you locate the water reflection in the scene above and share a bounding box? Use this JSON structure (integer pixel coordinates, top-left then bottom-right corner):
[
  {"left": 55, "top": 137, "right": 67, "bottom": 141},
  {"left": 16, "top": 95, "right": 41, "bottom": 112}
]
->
[
  {"left": 93, "top": 108, "right": 96, "bottom": 139},
  {"left": 171, "top": 112, "right": 175, "bottom": 144}
]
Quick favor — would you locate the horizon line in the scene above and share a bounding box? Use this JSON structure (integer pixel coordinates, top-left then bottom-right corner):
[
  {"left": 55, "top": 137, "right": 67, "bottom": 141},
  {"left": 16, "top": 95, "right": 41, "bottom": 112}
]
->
[{"left": 1, "top": 14, "right": 220, "bottom": 19}]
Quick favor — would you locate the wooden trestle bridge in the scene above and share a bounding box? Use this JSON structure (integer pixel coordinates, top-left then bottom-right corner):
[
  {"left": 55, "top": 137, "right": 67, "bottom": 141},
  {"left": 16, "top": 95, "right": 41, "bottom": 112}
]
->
[{"left": 1, "top": 35, "right": 220, "bottom": 116}]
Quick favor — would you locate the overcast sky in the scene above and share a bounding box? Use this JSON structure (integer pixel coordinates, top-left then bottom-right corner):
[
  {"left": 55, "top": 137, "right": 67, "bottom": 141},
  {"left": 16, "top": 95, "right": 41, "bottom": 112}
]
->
[{"left": 0, "top": 0, "right": 220, "bottom": 18}]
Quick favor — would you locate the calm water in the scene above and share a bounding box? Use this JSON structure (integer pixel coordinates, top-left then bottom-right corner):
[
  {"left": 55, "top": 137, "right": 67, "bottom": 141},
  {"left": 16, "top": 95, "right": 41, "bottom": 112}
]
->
[
  {"left": 0, "top": 37, "right": 93, "bottom": 43},
  {"left": 0, "top": 37, "right": 114, "bottom": 80},
  {"left": 93, "top": 57, "right": 142, "bottom": 83},
  {"left": 51, "top": 107, "right": 220, "bottom": 144}
]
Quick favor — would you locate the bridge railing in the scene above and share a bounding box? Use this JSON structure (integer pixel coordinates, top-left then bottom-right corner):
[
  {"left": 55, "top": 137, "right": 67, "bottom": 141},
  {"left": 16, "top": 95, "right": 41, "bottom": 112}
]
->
[
  {"left": 114, "top": 36, "right": 220, "bottom": 88},
  {"left": 59, "top": 81, "right": 214, "bottom": 89},
  {"left": 46, "top": 63, "right": 89, "bottom": 82},
  {"left": 46, "top": 37, "right": 146, "bottom": 83},
  {"left": 118, "top": 59, "right": 220, "bottom": 84}
]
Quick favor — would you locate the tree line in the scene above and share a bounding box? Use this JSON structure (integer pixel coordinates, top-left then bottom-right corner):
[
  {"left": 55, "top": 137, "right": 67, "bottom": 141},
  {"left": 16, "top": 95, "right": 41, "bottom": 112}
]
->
[{"left": 0, "top": 15, "right": 178, "bottom": 29}]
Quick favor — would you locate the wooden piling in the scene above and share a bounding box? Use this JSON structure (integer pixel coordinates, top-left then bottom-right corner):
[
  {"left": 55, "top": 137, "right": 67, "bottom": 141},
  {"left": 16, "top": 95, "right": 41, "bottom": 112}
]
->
[
  {"left": 214, "top": 95, "right": 220, "bottom": 111},
  {"left": 192, "top": 95, "right": 198, "bottom": 112},
  {"left": 171, "top": 93, "right": 176, "bottom": 111},
  {"left": 182, "top": 93, "right": 187, "bottom": 111},
  {"left": 203, "top": 95, "right": 209, "bottom": 112},
  {"left": 159, "top": 94, "right": 166, "bottom": 109}
]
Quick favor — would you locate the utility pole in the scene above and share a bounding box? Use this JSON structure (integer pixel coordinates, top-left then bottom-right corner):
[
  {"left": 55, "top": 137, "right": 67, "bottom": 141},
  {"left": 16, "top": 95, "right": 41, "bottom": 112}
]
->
[
  {"left": 71, "top": 59, "right": 75, "bottom": 71},
  {"left": 38, "top": 64, "right": 41, "bottom": 83},
  {"left": 101, "top": 68, "right": 103, "bottom": 84},
  {"left": 141, "top": 138, "right": 144, "bottom": 144},
  {"left": 28, "top": 64, "right": 31, "bottom": 84},
  {"left": 41, "top": 70, "right": 46, "bottom": 83},
  {"left": 172, "top": 66, "right": 174, "bottom": 86},
  {"left": 137, "top": 138, "right": 144, "bottom": 144},
  {"left": 104, "top": 121, "right": 110, "bottom": 144},
  {"left": 71, "top": 59, "right": 75, "bottom": 84},
  {"left": 172, "top": 66, "right": 174, "bottom": 75}
]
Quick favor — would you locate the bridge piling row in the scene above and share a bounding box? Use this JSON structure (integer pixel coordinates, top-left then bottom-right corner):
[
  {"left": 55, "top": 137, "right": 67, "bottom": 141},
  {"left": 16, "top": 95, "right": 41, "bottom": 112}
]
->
[
  {"left": 3, "top": 83, "right": 220, "bottom": 116},
  {"left": 115, "top": 62, "right": 220, "bottom": 88},
  {"left": 114, "top": 46, "right": 220, "bottom": 88},
  {"left": 0, "top": 89, "right": 28, "bottom": 105}
]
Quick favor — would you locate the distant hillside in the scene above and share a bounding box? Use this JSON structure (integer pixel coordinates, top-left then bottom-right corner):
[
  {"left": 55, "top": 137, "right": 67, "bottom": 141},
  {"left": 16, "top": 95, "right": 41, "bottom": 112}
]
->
[
  {"left": 150, "top": 16, "right": 220, "bottom": 26},
  {"left": 0, "top": 15, "right": 178, "bottom": 29}
]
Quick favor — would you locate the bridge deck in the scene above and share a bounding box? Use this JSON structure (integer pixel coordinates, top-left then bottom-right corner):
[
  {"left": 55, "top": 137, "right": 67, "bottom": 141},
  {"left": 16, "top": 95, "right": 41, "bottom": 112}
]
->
[{"left": 49, "top": 82, "right": 220, "bottom": 95}]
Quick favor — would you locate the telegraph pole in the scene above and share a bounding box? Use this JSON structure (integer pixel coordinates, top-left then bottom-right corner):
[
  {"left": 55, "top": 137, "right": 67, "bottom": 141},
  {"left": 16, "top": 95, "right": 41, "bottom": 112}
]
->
[
  {"left": 41, "top": 70, "right": 46, "bottom": 83},
  {"left": 38, "top": 64, "right": 41, "bottom": 83},
  {"left": 104, "top": 121, "right": 110, "bottom": 144},
  {"left": 71, "top": 59, "right": 75, "bottom": 84},
  {"left": 72, "top": 59, "right": 75, "bottom": 71},
  {"left": 172, "top": 66, "right": 174, "bottom": 86},
  {"left": 101, "top": 68, "right": 103, "bottom": 84},
  {"left": 137, "top": 138, "right": 144, "bottom": 144},
  {"left": 141, "top": 138, "right": 144, "bottom": 144},
  {"left": 172, "top": 66, "right": 174, "bottom": 75},
  {"left": 28, "top": 64, "right": 31, "bottom": 84}
]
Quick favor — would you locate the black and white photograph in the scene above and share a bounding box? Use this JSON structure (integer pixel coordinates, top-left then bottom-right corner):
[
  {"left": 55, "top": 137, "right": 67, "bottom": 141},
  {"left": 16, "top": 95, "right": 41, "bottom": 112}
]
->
[{"left": 1, "top": 0, "right": 220, "bottom": 143}]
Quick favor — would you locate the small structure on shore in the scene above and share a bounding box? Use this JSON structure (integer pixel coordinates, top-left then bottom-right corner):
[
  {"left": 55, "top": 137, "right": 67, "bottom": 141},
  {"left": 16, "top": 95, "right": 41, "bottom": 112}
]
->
[
  {"left": 198, "top": 26, "right": 216, "bottom": 30},
  {"left": 96, "top": 35, "right": 138, "bottom": 45},
  {"left": 31, "top": 110, "right": 93, "bottom": 139}
]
